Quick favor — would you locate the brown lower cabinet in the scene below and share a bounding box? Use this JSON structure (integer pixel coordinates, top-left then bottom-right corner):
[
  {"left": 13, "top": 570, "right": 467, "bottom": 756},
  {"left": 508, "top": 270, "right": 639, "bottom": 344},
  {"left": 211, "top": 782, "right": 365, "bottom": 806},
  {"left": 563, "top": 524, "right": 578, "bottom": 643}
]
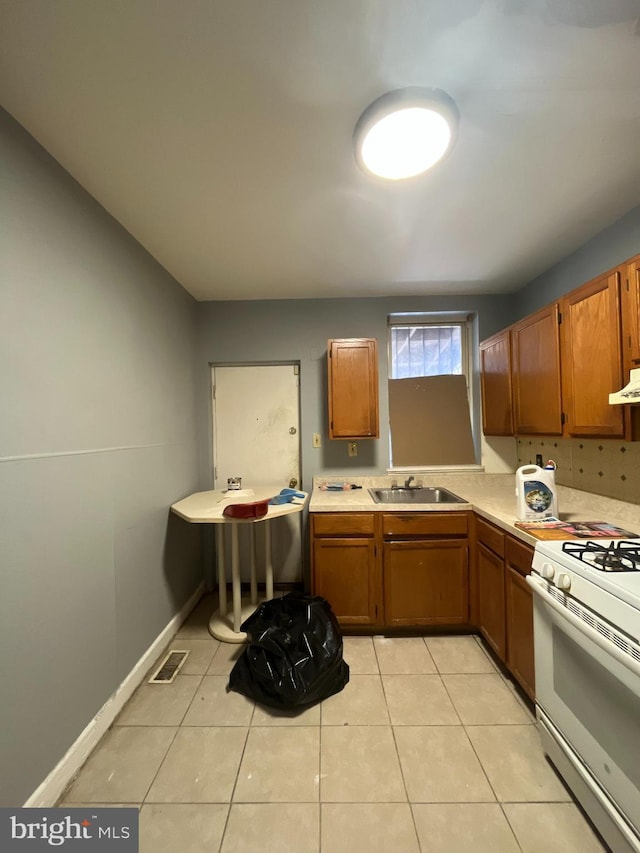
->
[
  {"left": 384, "top": 539, "right": 468, "bottom": 626},
  {"left": 311, "top": 512, "right": 381, "bottom": 626},
  {"left": 311, "top": 510, "right": 535, "bottom": 700},
  {"left": 505, "top": 536, "right": 536, "bottom": 701},
  {"left": 477, "top": 540, "right": 506, "bottom": 659},
  {"left": 311, "top": 511, "right": 469, "bottom": 629},
  {"left": 477, "top": 516, "right": 535, "bottom": 700}
]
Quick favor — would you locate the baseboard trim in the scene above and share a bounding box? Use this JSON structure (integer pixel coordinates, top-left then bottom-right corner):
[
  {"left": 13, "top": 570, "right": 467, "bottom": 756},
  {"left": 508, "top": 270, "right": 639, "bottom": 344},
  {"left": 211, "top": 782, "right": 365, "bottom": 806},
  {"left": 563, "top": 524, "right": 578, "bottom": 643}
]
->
[{"left": 24, "top": 582, "right": 205, "bottom": 807}]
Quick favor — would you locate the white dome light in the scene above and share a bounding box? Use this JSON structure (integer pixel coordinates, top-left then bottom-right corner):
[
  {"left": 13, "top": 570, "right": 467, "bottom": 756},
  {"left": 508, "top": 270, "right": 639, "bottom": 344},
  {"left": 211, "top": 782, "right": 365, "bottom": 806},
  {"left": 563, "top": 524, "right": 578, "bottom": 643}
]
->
[{"left": 354, "top": 88, "right": 458, "bottom": 180}]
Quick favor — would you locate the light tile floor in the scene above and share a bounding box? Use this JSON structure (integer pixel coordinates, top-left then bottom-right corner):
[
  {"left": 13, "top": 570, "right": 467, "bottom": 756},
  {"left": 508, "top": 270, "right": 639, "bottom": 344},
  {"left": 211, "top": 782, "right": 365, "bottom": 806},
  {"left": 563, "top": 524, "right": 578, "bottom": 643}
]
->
[{"left": 59, "top": 595, "right": 609, "bottom": 852}]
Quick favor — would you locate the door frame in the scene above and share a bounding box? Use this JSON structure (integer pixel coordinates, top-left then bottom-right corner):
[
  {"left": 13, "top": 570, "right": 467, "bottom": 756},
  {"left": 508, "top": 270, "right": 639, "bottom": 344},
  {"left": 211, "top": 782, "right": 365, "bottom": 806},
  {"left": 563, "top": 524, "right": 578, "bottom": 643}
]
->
[
  {"left": 208, "top": 360, "right": 308, "bottom": 590},
  {"left": 209, "top": 360, "right": 303, "bottom": 489}
]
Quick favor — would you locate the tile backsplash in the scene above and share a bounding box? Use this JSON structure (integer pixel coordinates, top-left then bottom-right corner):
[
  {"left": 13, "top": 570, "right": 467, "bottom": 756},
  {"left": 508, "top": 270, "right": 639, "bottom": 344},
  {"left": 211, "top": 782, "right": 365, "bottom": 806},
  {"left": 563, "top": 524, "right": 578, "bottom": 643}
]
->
[{"left": 517, "top": 437, "right": 640, "bottom": 506}]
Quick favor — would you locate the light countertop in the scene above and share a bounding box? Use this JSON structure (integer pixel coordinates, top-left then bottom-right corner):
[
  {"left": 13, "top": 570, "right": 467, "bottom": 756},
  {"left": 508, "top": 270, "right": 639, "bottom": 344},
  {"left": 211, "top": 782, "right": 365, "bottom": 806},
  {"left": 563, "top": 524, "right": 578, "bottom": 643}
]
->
[
  {"left": 171, "top": 486, "right": 308, "bottom": 524},
  {"left": 309, "top": 474, "right": 639, "bottom": 547}
]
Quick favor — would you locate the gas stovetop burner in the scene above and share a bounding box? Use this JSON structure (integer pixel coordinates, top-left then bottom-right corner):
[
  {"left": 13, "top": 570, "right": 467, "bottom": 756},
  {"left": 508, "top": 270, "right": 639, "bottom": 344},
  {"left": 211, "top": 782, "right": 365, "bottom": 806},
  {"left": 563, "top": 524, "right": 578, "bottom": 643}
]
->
[
  {"left": 593, "top": 553, "right": 625, "bottom": 570},
  {"left": 562, "top": 540, "right": 640, "bottom": 572}
]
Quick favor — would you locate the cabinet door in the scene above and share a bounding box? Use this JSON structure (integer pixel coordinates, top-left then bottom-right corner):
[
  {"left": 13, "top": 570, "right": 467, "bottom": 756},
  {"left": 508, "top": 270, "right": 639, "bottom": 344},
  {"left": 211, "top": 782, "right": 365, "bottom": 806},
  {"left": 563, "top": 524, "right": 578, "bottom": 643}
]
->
[
  {"left": 480, "top": 329, "right": 514, "bottom": 435},
  {"left": 383, "top": 540, "right": 468, "bottom": 626},
  {"left": 561, "top": 270, "right": 625, "bottom": 437},
  {"left": 312, "top": 538, "right": 379, "bottom": 625},
  {"left": 328, "top": 338, "right": 379, "bottom": 439},
  {"left": 505, "top": 565, "right": 535, "bottom": 701},
  {"left": 512, "top": 304, "right": 563, "bottom": 435},
  {"left": 477, "top": 542, "right": 506, "bottom": 661},
  {"left": 623, "top": 256, "right": 640, "bottom": 373}
]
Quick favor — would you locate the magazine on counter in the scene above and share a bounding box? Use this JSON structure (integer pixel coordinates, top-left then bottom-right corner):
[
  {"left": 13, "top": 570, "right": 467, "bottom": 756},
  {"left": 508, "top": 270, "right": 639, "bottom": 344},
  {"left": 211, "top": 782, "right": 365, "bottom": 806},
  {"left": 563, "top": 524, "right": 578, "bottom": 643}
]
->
[{"left": 514, "top": 517, "right": 639, "bottom": 540}]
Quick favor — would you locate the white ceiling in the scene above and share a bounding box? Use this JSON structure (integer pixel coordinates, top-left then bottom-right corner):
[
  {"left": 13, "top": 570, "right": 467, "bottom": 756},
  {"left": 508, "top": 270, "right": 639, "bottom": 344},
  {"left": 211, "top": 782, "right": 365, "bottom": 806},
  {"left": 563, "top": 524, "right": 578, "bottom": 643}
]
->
[{"left": 2, "top": 0, "right": 640, "bottom": 301}]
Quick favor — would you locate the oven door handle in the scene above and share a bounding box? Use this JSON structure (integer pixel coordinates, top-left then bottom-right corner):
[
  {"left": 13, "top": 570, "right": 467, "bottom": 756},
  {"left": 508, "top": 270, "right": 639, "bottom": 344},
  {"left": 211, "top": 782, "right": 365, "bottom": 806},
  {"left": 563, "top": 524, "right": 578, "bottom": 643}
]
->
[{"left": 526, "top": 574, "right": 640, "bottom": 679}]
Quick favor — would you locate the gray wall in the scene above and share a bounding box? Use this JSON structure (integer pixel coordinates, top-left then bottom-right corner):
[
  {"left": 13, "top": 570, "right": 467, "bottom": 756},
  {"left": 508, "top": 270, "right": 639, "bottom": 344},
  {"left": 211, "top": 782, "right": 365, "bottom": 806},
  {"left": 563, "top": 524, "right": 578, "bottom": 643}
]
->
[
  {"left": 196, "top": 294, "right": 515, "bottom": 492},
  {"left": 0, "top": 110, "right": 203, "bottom": 806},
  {"left": 512, "top": 204, "right": 640, "bottom": 319}
]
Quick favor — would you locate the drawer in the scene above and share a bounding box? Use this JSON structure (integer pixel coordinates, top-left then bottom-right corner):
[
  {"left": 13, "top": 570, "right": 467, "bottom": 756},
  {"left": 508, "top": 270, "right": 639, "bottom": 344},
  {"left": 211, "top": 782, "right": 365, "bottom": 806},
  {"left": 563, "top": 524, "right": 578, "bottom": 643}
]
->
[
  {"left": 476, "top": 517, "right": 505, "bottom": 558},
  {"left": 312, "top": 512, "right": 375, "bottom": 537},
  {"left": 505, "top": 535, "right": 534, "bottom": 577},
  {"left": 382, "top": 512, "right": 468, "bottom": 538}
]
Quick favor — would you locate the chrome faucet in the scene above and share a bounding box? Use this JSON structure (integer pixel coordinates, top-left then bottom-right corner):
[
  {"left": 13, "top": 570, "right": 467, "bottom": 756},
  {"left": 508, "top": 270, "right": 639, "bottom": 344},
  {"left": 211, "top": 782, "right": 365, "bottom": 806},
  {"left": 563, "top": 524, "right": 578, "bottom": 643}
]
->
[{"left": 404, "top": 476, "right": 415, "bottom": 489}]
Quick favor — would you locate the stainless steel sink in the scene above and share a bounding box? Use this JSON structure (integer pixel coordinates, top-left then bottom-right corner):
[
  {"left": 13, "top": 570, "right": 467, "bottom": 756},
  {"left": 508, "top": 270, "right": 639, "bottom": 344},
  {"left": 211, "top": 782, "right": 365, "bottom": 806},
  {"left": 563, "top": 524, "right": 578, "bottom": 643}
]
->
[{"left": 368, "top": 486, "right": 467, "bottom": 504}]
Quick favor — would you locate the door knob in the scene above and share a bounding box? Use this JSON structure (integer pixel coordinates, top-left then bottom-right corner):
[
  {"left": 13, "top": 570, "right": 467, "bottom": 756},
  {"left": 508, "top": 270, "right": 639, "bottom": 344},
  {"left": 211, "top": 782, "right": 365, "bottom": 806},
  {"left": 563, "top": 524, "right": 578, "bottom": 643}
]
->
[{"left": 289, "top": 477, "right": 298, "bottom": 488}]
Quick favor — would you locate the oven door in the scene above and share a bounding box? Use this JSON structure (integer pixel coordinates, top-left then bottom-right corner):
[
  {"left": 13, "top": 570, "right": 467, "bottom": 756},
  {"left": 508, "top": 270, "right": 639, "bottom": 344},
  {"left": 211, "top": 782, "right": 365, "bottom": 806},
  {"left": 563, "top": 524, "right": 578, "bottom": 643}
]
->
[{"left": 527, "top": 574, "right": 640, "bottom": 836}]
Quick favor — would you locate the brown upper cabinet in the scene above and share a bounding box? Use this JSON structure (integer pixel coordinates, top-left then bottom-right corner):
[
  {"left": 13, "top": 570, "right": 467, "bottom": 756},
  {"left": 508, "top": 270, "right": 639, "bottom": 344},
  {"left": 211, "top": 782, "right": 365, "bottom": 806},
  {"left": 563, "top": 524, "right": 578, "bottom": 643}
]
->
[
  {"left": 327, "top": 338, "right": 379, "bottom": 439},
  {"left": 622, "top": 254, "right": 640, "bottom": 375},
  {"left": 480, "top": 254, "right": 638, "bottom": 440},
  {"left": 479, "top": 329, "right": 514, "bottom": 435},
  {"left": 511, "top": 303, "right": 563, "bottom": 435},
  {"left": 560, "top": 269, "right": 625, "bottom": 437}
]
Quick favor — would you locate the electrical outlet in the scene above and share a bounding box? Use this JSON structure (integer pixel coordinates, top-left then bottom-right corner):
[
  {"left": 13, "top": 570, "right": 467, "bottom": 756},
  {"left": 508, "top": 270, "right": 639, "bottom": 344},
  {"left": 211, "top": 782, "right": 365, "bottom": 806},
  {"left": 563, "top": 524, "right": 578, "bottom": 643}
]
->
[
  {"left": 348, "top": 442, "right": 358, "bottom": 457},
  {"left": 312, "top": 433, "right": 321, "bottom": 448}
]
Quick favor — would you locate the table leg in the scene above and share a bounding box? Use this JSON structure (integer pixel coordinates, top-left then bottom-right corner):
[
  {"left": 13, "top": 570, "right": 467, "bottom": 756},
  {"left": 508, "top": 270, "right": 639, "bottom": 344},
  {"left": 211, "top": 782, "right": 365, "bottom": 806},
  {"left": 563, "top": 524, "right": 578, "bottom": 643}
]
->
[
  {"left": 216, "top": 525, "right": 227, "bottom": 617},
  {"left": 250, "top": 526, "right": 258, "bottom": 605},
  {"left": 231, "top": 522, "right": 242, "bottom": 632},
  {"left": 264, "top": 521, "right": 273, "bottom": 601}
]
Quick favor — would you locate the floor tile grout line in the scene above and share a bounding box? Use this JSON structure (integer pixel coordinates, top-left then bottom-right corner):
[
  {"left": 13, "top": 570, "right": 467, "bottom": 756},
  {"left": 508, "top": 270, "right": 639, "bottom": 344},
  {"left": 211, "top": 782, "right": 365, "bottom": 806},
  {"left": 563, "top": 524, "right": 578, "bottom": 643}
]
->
[
  {"left": 381, "top": 671, "right": 458, "bottom": 727},
  {"left": 372, "top": 635, "right": 382, "bottom": 676},
  {"left": 461, "top": 720, "right": 508, "bottom": 808},
  {"left": 225, "top": 722, "right": 251, "bottom": 809},
  {"left": 383, "top": 669, "right": 412, "bottom": 807},
  {"left": 176, "top": 672, "right": 206, "bottom": 727},
  {"left": 408, "top": 802, "right": 430, "bottom": 853},
  {"left": 498, "top": 802, "right": 530, "bottom": 853},
  {"left": 437, "top": 672, "right": 465, "bottom": 727},
  {"left": 439, "top": 672, "right": 535, "bottom": 727},
  {"left": 388, "top": 723, "right": 421, "bottom": 848},
  {"left": 139, "top": 725, "right": 182, "bottom": 806},
  {"left": 215, "top": 801, "right": 233, "bottom": 853},
  {"left": 134, "top": 797, "right": 586, "bottom": 805},
  {"left": 419, "top": 635, "right": 439, "bottom": 671},
  {"left": 113, "top": 671, "right": 204, "bottom": 729}
]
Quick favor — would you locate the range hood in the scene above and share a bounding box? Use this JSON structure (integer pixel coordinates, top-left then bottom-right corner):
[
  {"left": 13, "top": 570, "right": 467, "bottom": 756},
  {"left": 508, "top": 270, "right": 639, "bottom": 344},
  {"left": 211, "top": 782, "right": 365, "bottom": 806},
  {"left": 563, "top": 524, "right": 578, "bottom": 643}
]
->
[{"left": 609, "top": 368, "right": 640, "bottom": 405}]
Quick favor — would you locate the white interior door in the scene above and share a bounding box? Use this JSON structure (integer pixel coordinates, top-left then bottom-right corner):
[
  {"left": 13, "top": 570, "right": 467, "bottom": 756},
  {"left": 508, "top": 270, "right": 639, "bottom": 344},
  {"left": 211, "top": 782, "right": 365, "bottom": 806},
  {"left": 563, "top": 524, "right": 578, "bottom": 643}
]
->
[{"left": 211, "top": 364, "right": 302, "bottom": 583}]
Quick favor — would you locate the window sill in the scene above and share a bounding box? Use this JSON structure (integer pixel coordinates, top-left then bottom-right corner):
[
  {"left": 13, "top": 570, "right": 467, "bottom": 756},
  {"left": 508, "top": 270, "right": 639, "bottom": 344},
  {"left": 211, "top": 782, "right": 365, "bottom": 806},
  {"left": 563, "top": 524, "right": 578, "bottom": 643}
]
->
[{"left": 386, "top": 464, "right": 485, "bottom": 475}]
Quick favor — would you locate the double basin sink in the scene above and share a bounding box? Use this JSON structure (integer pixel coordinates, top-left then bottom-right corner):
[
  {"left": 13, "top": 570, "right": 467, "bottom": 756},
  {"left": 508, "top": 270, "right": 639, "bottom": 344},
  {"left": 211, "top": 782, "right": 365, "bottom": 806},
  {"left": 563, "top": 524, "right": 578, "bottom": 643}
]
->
[{"left": 368, "top": 486, "right": 466, "bottom": 505}]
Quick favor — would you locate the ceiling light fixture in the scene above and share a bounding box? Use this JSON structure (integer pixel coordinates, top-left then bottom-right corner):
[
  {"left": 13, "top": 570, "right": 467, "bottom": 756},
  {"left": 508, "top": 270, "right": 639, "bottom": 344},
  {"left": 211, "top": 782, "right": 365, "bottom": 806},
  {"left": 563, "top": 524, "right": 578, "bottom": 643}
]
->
[{"left": 354, "top": 87, "right": 459, "bottom": 180}]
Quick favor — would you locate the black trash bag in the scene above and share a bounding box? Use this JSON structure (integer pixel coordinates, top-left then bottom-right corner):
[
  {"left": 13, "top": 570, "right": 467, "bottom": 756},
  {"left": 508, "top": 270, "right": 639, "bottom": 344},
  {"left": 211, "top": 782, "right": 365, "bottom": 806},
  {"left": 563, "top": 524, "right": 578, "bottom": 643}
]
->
[{"left": 228, "top": 592, "right": 349, "bottom": 709}]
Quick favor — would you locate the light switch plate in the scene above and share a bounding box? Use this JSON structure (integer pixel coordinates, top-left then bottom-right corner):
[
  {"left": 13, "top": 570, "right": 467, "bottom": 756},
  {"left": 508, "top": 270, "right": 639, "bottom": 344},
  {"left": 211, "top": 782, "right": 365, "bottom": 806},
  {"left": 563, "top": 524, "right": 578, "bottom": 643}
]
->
[
  {"left": 348, "top": 442, "right": 358, "bottom": 457},
  {"left": 312, "top": 433, "right": 321, "bottom": 448}
]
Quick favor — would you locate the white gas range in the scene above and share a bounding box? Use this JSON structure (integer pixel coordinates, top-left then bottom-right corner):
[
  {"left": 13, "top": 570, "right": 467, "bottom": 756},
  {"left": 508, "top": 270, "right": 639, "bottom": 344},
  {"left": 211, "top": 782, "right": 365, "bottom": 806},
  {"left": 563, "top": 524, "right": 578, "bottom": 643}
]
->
[{"left": 527, "top": 537, "right": 640, "bottom": 853}]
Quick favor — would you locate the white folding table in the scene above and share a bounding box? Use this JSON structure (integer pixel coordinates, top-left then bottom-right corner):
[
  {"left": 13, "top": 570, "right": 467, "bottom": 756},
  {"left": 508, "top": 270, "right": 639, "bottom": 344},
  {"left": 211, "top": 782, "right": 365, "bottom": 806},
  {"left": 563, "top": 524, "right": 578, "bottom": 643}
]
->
[{"left": 170, "top": 486, "right": 308, "bottom": 642}]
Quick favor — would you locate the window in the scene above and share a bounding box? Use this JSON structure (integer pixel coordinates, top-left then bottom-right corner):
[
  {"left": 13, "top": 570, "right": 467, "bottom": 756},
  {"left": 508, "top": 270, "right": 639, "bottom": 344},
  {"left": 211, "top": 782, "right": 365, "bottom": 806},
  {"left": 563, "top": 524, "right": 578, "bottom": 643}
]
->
[
  {"left": 390, "top": 324, "right": 463, "bottom": 378},
  {"left": 387, "top": 314, "right": 478, "bottom": 469}
]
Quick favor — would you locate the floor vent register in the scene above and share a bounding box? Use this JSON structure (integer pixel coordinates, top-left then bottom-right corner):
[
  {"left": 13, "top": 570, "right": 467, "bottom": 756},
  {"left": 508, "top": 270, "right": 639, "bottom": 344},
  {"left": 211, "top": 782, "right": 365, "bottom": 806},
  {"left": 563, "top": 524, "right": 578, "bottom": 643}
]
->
[{"left": 148, "top": 650, "right": 190, "bottom": 684}]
